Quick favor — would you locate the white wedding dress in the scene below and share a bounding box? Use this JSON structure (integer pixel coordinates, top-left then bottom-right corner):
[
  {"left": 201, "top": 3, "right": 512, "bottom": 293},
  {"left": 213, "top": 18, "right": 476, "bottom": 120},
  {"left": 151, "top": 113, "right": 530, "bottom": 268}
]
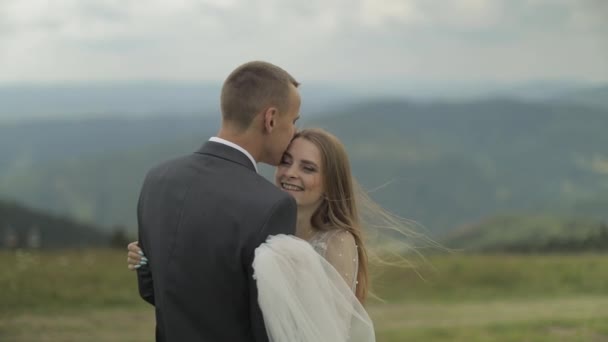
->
[{"left": 253, "top": 232, "right": 376, "bottom": 342}]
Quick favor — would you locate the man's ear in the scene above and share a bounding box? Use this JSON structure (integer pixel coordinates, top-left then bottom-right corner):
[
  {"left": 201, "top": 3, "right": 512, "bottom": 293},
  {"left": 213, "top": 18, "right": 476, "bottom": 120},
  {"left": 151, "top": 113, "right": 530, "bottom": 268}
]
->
[{"left": 263, "top": 107, "right": 278, "bottom": 134}]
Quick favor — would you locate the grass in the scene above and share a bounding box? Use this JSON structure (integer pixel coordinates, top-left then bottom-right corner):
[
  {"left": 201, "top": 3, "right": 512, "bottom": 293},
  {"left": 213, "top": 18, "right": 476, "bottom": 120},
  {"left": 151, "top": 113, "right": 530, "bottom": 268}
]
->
[
  {"left": 0, "top": 249, "right": 146, "bottom": 314},
  {"left": 1, "top": 249, "right": 607, "bottom": 341},
  {"left": 0, "top": 308, "right": 154, "bottom": 342},
  {"left": 370, "top": 253, "right": 608, "bottom": 302},
  {"left": 372, "top": 297, "right": 608, "bottom": 341}
]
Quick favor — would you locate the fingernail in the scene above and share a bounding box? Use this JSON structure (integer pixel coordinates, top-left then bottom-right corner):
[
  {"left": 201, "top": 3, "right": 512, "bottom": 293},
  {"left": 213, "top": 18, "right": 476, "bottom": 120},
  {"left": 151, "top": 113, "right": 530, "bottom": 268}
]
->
[
  {"left": 139, "top": 260, "right": 147, "bottom": 266},
  {"left": 135, "top": 264, "right": 141, "bottom": 269},
  {"left": 138, "top": 251, "right": 144, "bottom": 256},
  {"left": 141, "top": 257, "right": 148, "bottom": 262}
]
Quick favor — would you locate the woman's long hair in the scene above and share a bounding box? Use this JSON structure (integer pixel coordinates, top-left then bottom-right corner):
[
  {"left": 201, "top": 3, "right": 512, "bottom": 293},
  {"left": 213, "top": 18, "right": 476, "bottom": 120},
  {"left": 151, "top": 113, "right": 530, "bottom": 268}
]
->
[
  {"left": 295, "top": 128, "right": 440, "bottom": 304},
  {"left": 294, "top": 128, "right": 370, "bottom": 302}
]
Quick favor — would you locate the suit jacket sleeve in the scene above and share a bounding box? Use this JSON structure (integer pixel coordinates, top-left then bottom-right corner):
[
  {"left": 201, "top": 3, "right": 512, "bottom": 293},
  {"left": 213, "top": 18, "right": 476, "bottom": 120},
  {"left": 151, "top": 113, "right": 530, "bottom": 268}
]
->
[
  {"left": 247, "top": 195, "right": 297, "bottom": 342},
  {"left": 136, "top": 186, "right": 155, "bottom": 306}
]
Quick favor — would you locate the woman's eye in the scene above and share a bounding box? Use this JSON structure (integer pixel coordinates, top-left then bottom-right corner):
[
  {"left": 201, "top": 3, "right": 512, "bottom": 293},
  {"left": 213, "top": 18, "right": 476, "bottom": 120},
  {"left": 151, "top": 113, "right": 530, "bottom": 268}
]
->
[{"left": 303, "top": 166, "right": 316, "bottom": 172}]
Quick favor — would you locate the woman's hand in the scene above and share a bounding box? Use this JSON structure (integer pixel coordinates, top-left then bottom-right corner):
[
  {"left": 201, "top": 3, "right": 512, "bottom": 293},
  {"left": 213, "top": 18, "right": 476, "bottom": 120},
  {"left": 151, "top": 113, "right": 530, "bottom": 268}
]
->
[{"left": 127, "top": 241, "right": 148, "bottom": 270}]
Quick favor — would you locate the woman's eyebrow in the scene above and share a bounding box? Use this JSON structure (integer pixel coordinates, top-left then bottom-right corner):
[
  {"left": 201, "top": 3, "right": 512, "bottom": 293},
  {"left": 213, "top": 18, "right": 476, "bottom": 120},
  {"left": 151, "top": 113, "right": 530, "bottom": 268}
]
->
[{"left": 300, "top": 159, "right": 319, "bottom": 168}]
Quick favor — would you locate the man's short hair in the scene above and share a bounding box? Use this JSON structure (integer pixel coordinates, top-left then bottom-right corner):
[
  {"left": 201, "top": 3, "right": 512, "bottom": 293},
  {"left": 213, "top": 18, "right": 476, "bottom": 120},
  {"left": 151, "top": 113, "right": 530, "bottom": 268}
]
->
[{"left": 220, "top": 61, "right": 299, "bottom": 129}]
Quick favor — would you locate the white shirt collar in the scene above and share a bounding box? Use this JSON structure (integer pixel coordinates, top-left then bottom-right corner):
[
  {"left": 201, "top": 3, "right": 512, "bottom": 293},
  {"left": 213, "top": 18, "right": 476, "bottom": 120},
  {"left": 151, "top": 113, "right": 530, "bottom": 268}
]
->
[{"left": 209, "top": 137, "right": 258, "bottom": 173}]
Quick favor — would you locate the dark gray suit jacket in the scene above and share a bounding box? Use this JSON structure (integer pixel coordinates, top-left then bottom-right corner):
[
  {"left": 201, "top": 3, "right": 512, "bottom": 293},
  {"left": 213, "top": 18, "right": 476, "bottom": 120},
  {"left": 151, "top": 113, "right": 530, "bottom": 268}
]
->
[{"left": 136, "top": 141, "right": 297, "bottom": 342}]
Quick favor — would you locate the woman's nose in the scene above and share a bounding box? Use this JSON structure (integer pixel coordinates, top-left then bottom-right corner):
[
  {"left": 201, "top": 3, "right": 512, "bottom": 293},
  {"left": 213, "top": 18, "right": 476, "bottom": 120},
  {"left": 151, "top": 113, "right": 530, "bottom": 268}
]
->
[{"left": 284, "top": 165, "right": 298, "bottom": 178}]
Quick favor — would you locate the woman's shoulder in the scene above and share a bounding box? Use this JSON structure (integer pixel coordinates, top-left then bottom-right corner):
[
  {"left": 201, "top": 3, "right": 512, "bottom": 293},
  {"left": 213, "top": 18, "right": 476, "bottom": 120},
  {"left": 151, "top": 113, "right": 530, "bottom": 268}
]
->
[
  {"left": 326, "top": 229, "right": 355, "bottom": 244},
  {"left": 311, "top": 227, "right": 348, "bottom": 239},
  {"left": 312, "top": 228, "right": 356, "bottom": 248}
]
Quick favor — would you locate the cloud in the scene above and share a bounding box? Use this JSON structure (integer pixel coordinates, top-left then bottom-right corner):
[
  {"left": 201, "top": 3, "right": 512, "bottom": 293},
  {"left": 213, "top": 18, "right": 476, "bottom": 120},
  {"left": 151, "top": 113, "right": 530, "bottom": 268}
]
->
[{"left": 0, "top": 0, "right": 606, "bottom": 83}]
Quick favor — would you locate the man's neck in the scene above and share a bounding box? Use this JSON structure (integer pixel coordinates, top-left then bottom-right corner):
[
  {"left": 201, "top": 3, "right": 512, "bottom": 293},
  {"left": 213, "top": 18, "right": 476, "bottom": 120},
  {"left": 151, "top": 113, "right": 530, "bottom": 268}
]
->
[{"left": 216, "top": 128, "right": 262, "bottom": 163}]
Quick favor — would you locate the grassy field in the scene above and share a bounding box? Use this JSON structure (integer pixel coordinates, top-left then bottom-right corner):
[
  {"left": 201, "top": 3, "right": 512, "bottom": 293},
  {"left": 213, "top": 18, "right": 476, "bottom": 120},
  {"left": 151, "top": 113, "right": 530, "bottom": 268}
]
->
[{"left": 1, "top": 249, "right": 607, "bottom": 341}]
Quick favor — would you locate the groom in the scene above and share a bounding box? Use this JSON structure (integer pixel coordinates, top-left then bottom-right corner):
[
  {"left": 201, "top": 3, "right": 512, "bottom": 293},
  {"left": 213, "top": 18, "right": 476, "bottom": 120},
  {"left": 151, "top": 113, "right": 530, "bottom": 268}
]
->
[{"left": 136, "top": 61, "right": 301, "bottom": 341}]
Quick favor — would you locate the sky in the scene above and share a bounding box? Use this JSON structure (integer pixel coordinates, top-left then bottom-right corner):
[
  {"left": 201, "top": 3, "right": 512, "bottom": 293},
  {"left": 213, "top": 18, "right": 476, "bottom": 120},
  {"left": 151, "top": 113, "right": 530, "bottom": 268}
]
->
[{"left": 1, "top": 0, "right": 607, "bottom": 84}]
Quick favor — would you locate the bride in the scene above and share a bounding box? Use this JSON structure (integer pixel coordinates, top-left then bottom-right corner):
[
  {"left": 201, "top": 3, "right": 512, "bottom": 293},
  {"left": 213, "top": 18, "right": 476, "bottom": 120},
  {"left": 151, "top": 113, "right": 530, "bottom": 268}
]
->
[{"left": 129, "top": 128, "right": 376, "bottom": 341}]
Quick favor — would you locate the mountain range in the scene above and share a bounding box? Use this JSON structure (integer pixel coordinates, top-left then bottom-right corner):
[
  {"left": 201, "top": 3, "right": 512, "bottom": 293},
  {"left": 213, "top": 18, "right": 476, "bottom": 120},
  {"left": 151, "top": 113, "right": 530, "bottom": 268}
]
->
[{"left": 1, "top": 83, "right": 607, "bottom": 242}]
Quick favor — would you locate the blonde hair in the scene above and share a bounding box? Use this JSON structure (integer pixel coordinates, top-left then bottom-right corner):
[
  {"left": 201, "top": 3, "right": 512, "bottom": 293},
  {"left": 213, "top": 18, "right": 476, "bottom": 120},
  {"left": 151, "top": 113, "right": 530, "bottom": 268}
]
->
[
  {"left": 294, "top": 128, "right": 370, "bottom": 302},
  {"left": 295, "top": 128, "right": 440, "bottom": 303}
]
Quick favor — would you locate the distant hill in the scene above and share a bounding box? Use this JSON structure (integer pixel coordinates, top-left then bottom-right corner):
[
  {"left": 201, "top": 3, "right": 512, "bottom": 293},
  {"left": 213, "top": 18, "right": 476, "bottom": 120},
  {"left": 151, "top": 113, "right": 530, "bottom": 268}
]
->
[
  {"left": 443, "top": 214, "right": 608, "bottom": 253},
  {"left": 316, "top": 98, "right": 608, "bottom": 227},
  {"left": 0, "top": 199, "right": 110, "bottom": 249},
  {"left": 0, "top": 82, "right": 220, "bottom": 120},
  {"left": 0, "top": 115, "right": 219, "bottom": 175},
  {"left": 1, "top": 98, "right": 607, "bottom": 237},
  {"left": 558, "top": 85, "right": 608, "bottom": 111},
  {"left": 0, "top": 82, "right": 358, "bottom": 122},
  {"left": 2, "top": 81, "right": 603, "bottom": 122}
]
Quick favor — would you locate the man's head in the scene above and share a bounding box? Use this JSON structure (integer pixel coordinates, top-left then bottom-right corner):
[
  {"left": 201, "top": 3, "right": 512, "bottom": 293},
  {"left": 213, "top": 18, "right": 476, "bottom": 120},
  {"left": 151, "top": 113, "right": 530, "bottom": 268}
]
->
[{"left": 220, "top": 61, "right": 301, "bottom": 165}]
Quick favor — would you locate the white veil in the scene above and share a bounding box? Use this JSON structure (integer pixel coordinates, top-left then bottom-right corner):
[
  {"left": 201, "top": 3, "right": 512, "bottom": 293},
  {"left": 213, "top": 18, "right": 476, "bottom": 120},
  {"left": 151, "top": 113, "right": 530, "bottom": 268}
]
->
[{"left": 253, "top": 234, "right": 375, "bottom": 342}]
